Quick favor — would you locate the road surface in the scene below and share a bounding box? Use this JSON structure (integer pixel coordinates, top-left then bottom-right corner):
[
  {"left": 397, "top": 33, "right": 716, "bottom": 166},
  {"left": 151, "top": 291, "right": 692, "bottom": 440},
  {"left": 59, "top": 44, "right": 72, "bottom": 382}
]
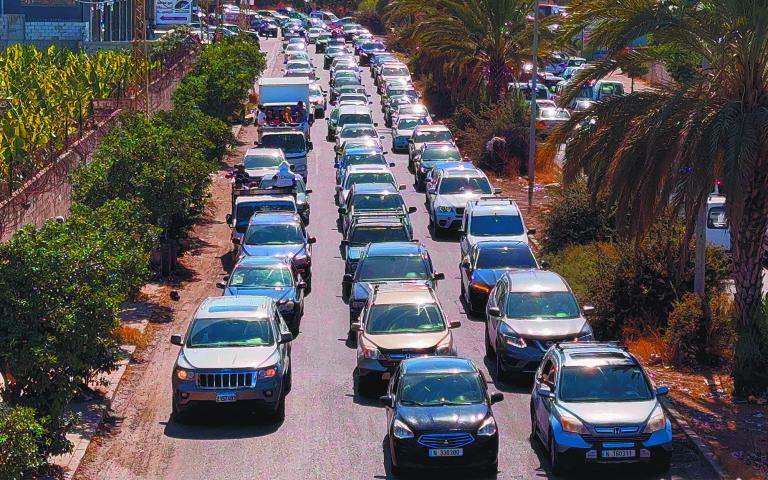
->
[{"left": 75, "top": 36, "right": 716, "bottom": 480}]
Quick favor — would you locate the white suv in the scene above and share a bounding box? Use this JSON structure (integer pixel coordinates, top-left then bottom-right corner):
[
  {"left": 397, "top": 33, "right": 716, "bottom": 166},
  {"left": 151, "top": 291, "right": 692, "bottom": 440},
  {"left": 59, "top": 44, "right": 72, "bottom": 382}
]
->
[
  {"left": 427, "top": 166, "right": 498, "bottom": 237},
  {"left": 459, "top": 197, "right": 533, "bottom": 256}
]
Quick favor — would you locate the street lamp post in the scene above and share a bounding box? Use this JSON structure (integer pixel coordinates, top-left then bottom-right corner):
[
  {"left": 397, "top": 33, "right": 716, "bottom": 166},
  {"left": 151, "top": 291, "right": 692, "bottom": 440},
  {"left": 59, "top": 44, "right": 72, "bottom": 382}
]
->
[{"left": 527, "top": 0, "right": 540, "bottom": 212}]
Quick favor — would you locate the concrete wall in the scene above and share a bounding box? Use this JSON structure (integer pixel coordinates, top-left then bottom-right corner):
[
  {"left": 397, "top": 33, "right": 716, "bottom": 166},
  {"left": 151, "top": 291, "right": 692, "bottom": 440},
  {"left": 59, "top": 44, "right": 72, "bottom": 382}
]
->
[{"left": 24, "top": 20, "right": 89, "bottom": 41}]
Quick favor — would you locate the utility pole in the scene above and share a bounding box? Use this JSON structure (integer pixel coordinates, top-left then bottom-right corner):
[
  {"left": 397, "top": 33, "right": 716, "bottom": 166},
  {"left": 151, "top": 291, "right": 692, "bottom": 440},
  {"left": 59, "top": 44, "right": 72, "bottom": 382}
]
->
[
  {"left": 132, "top": 0, "right": 150, "bottom": 114},
  {"left": 527, "top": 0, "right": 540, "bottom": 213}
]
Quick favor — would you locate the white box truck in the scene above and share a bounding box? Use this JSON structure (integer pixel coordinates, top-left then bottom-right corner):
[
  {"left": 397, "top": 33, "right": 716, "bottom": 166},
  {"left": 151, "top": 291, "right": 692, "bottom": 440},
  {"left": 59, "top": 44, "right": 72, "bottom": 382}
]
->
[{"left": 258, "top": 77, "right": 312, "bottom": 139}]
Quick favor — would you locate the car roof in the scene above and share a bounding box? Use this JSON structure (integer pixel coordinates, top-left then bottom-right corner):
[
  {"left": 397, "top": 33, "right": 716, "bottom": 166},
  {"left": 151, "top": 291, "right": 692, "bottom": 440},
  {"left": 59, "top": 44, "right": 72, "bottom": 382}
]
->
[
  {"left": 469, "top": 198, "right": 521, "bottom": 215},
  {"left": 244, "top": 148, "right": 283, "bottom": 157},
  {"left": 414, "top": 124, "right": 450, "bottom": 133},
  {"left": 422, "top": 142, "right": 457, "bottom": 151},
  {"left": 475, "top": 240, "right": 531, "bottom": 251},
  {"left": 347, "top": 164, "right": 391, "bottom": 173},
  {"left": 401, "top": 356, "right": 477, "bottom": 375},
  {"left": 442, "top": 166, "right": 485, "bottom": 177},
  {"left": 503, "top": 270, "right": 569, "bottom": 293},
  {"left": 235, "top": 256, "right": 292, "bottom": 268},
  {"left": 371, "top": 284, "right": 436, "bottom": 305},
  {"left": 343, "top": 146, "right": 383, "bottom": 155},
  {"left": 234, "top": 195, "right": 295, "bottom": 206},
  {"left": 351, "top": 182, "right": 399, "bottom": 194},
  {"left": 366, "top": 241, "right": 423, "bottom": 256},
  {"left": 351, "top": 216, "right": 405, "bottom": 228},
  {"left": 557, "top": 343, "right": 638, "bottom": 367},
  {"left": 247, "top": 212, "right": 302, "bottom": 225},
  {"left": 195, "top": 296, "right": 274, "bottom": 319},
  {"left": 341, "top": 123, "right": 376, "bottom": 131},
  {"left": 338, "top": 105, "right": 372, "bottom": 114}
]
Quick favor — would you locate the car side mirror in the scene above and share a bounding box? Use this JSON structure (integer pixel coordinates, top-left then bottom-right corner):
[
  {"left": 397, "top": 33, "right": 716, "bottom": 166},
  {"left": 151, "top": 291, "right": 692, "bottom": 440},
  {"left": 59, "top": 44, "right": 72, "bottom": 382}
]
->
[
  {"left": 379, "top": 395, "right": 394, "bottom": 407},
  {"left": 343, "top": 273, "right": 353, "bottom": 283},
  {"left": 488, "top": 306, "right": 501, "bottom": 317},
  {"left": 350, "top": 322, "right": 362, "bottom": 332},
  {"left": 407, "top": 207, "right": 417, "bottom": 214},
  {"left": 334, "top": 162, "right": 341, "bottom": 168},
  {"left": 170, "top": 334, "right": 183, "bottom": 346},
  {"left": 527, "top": 228, "right": 536, "bottom": 235},
  {"left": 338, "top": 207, "right": 347, "bottom": 214},
  {"left": 461, "top": 260, "right": 470, "bottom": 268},
  {"left": 307, "top": 141, "right": 314, "bottom": 150},
  {"left": 536, "top": 384, "right": 554, "bottom": 398},
  {"left": 216, "top": 280, "right": 226, "bottom": 289},
  {"left": 254, "top": 141, "right": 260, "bottom": 145},
  {"left": 582, "top": 305, "right": 595, "bottom": 314},
  {"left": 389, "top": 162, "right": 396, "bottom": 167},
  {"left": 656, "top": 386, "right": 669, "bottom": 396},
  {"left": 335, "top": 185, "right": 343, "bottom": 192},
  {"left": 340, "top": 239, "right": 349, "bottom": 246},
  {"left": 232, "top": 237, "right": 241, "bottom": 245},
  {"left": 490, "top": 392, "right": 504, "bottom": 404},
  {"left": 305, "top": 189, "right": 313, "bottom": 194},
  {"left": 308, "top": 237, "right": 317, "bottom": 244},
  {"left": 373, "top": 122, "right": 379, "bottom": 127},
  {"left": 226, "top": 214, "right": 233, "bottom": 224},
  {"left": 493, "top": 187, "right": 502, "bottom": 194},
  {"left": 540, "top": 260, "right": 551, "bottom": 270},
  {"left": 289, "top": 165, "right": 296, "bottom": 171},
  {"left": 449, "top": 320, "right": 461, "bottom": 329},
  {"left": 398, "top": 184, "right": 406, "bottom": 191},
  {"left": 279, "top": 332, "right": 294, "bottom": 344}
]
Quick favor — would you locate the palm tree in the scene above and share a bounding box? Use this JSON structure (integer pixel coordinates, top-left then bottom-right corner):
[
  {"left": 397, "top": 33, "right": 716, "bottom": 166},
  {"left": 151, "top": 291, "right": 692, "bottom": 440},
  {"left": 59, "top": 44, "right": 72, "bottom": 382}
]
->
[
  {"left": 386, "top": 0, "right": 534, "bottom": 103},
  {"left": 550, "top": 0, "right": 768, "bottom": 396}
]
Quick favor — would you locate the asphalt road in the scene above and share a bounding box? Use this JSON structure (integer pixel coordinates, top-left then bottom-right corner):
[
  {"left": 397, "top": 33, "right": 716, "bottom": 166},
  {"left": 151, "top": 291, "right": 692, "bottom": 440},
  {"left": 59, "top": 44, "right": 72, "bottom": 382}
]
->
[{"left": 75, "top": 36, "right": 717, "bottom": 480}]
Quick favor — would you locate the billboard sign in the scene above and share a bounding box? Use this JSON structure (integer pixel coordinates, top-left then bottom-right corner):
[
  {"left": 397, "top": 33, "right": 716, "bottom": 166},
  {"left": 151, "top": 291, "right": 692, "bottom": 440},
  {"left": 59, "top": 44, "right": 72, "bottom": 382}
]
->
[{"left": 155, "top": 0, "right": 192, "bottom": 25}]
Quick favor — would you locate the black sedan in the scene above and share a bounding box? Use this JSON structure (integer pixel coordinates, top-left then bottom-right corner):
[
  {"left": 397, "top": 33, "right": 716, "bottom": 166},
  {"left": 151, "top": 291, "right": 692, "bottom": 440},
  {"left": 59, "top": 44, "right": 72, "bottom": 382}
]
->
[
  {"left": 380, "top": 357, "right": 503, "bottom": 475},
  {"left": 460, "top": 240, "right": 540, "bottom": 315}
]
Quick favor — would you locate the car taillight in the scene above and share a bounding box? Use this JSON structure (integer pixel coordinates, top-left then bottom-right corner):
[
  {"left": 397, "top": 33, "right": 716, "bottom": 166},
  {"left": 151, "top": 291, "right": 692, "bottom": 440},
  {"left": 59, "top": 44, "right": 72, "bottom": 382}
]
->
[{"left": 536, "top": 120, "right": 546, "bottom": 129}]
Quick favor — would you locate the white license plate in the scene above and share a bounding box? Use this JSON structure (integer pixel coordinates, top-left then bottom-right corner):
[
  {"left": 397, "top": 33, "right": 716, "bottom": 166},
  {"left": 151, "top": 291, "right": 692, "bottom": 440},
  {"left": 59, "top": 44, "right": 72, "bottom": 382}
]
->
[
  {"left": 428, "top": 449, "right": 463, "bottom": 457},
  {"left": 602, "top": 449, "right": 636, "bottom": 458},
  {"left": 216, "top": 393, "right": 237, "bottom": 403}
]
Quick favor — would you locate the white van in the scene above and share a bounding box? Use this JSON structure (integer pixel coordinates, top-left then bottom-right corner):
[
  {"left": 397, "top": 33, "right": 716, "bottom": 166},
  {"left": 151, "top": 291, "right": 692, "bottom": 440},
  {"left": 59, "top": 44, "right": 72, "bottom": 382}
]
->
[{"left": 707, "top": 194, "right": 730, "bottom": 250}]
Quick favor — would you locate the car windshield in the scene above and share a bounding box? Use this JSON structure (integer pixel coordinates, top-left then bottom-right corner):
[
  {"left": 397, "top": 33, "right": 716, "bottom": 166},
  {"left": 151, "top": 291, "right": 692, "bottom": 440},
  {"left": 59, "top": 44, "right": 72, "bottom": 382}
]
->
[
  {"left": 341, "top": 127, "right": 376, "bottom": 138},
  {"left": 397, "top": 117, "right": 428, "bottom": 129},
  {"left": 504, "top": 291, "right": 580, "bottom": 319},
  {"left": 388, "top": 88, "right": 416, "bottom": 98},
  {"left": 470, "top": 215, "right": 524, "bottom": 236},
  {"left": 335, "top": 77, "right": 361, "bottom": 88},
  {"left": 363, "top": 42, "right": 385, "bottom": 50},
  {"left": 399, "top": 373, "right": 485, "bottom": 406},
  {"left": 415, "top": 130, "right": 453, "bottom": 143},
  {"left": 351, "top": 193, "right": 404, "bottom": 211},
  {"left": 357, "top": 255, "right": 429, "bottom": 281},
  {"left": 260, "top": 134, "right": 306, "bottom": 154},
  {"left": 245, "top": 224, "right": 304, "bottom": 245},
  {"left": 399, "top": 106, "right": 428, "bottom": 117},
  {"left": 345, "top": 172, "right": 394, "bottom": 188},
  {"left": 340, "top": 86, "right": 366, "bottom": 95},
  {"left": 228, "top": 267, "right": 294, "bottom": 288},
  {"left": 366, "top": 303, "right": 445, "bottom": 334},
  {"left": 327, "top": 46, "right": 345, "bottom": 55},
  {"left": 287, "top": 62, "right": 310, "bottom": 70},
  {"left": 559, "top": 365, "right": 654, "bottom": 402},
  {"left": 339, "top": 95, "right": 367, "bottom": 104},
  {"left": 309, "top": 85, "right": 323, "bottom": 96},
  {"left": 244, "top": 154, "right": 283, "bottom": 169},
  {"left": 540, "top": 108, "right": 570, "bottom": 120},
  {"left": 477, "top": 247, "right": 537, "bottom": 269},
  {"left": 343, "top": 153, "right": 386, "bottom": 166},
  {"left": 423, "top": 149, "right": 461, "bottom": 162},
  {"left": 438, "top": 176, "right": 492, "bottom": 194},
  {"left": 708, "top": 206, "right": 728, "bottom": 229},
  {"left": 382, "top": 66, "right": 409, "bottom": 76},
  {"left": 234, "top": 203, "right": 295, "bottom": 232},
  {"left": 187, "top": 318, "right": 274, "bottom": 348},
  {"left": 339, "top": 114, "right": 372, "bottom": 126},
  {"left": 349, "top": 226, "right": 409, "bottom": 244}
]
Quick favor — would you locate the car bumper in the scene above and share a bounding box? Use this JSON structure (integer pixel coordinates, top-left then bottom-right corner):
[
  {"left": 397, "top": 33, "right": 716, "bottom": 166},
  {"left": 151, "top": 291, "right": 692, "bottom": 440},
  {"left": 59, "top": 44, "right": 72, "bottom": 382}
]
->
[
  {"left": 467, "top": 287, "right": 490, "bottom": 309},
  {"left": 497, "top": 344, "right": 547, "bottom": 373},
  {"left": 434, "top": 212, "right": 462, "bottom": 230},
  {"left": 553, "top": 423, "right": 673, "bottom": 465},
  {"left": 392, "top": 434, "right": 498, "bottom": 469},
  {"left": 173, "top": 377, "right": 284, "bottom": 410}
]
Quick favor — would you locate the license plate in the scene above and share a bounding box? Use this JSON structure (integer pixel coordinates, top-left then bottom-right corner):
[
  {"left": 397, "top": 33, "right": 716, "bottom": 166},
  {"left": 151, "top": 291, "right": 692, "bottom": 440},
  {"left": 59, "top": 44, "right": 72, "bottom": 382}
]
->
[
  {"left": 602, "top": 449, "right": 635, "bottom": 458},
  {"left": 428, "top": 449, "right": 463, "bottom": 457},
  {"left": 216, "top": 393, "right": 237, "bottom": 403}
]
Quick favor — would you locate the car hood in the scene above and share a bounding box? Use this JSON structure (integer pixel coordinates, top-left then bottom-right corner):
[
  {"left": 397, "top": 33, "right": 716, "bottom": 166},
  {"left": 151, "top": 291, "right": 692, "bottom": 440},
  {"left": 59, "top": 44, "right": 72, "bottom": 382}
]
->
[
  {"left": 471, "top": 268, "right": 510, "bottom": 286},
  {"left": 394, "top": 129, "right": 414, "bottom": 138},
  {"left": 398, "top": 403, "right": 489, "bottom": 431},
  {"left": 180, "top": 345, "right": 276, "bottom": 370},
  {"left": 559, "top": 400, "right": 656, "bottom": 426},
  {"left": 224, "top": 287, "right": 294, "bottom": 301},
  {"left": 241, "top": 244, "right": 305, "bottom": 258},
  {"left": 245, "top": 167, "right": 279, "bottom": 178},
  {"left": 365, "top": 331, "right": 448, "bottom": 351},
  {"left": 434, "top": 193, "right": 484, "bottom": 209},
  {"left": 466, "top": 233, "right": 529, "bottom": 246},
  {"left": 503, "top": 317, "right": 586, "bottom": 339},
  {"left": 351, "top": 279, "right": 432, "bottom": 302}
]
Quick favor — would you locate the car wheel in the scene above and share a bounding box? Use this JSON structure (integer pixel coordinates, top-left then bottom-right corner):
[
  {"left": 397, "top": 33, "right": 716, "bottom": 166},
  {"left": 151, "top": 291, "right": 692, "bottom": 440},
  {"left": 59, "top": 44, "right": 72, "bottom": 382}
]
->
[
  {"left": 172, "top": 399, "right": 189, "bottom": 424},
  {"left": 432, "top": 221, "right": 444, "bottom": 239},
  {"left": 650, "top": 451, "right": 671, "bottom": 474},
  {"left": 530, "top": 405, "right": 538, "bottom": 441},
  {"left": 485, "top": 326, "right": 497, "bottom": 360},
  {"left": 284, "top": 368, "right": 293, "bottom": 394},
  {"left": 342, "top": 283, "right": 351, "bottom": 303},
  {"left": 495, "top": 351, "right": 508, "bottom": 383},
  {"left": 548, "top": 433, "right": 566, "bottom": 475},
  {"left": 355, "top": 373, "right": 378, "bottom": 397},
  {"left": 271, "top": 393, "right": 286, "bottom": 422},
  {"left": 304, "top": 276, "right": 312, "bottom": 295}
]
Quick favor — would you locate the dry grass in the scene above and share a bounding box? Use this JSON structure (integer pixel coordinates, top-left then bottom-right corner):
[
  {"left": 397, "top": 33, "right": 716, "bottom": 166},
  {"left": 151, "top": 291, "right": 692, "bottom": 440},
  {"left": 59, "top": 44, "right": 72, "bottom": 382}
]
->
[{"left": 113, "top": 325, "right": 149, "bottom": 349}]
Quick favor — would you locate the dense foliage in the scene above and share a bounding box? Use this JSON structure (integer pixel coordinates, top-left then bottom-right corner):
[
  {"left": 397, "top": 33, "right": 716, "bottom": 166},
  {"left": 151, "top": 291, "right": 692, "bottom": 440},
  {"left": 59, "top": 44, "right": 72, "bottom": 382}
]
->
[
  {"left": 0, "top": 405, "right": 49, "bottom": 479},
  {"left": 541, "top": 180, "right": 615, "bottom": 253}
]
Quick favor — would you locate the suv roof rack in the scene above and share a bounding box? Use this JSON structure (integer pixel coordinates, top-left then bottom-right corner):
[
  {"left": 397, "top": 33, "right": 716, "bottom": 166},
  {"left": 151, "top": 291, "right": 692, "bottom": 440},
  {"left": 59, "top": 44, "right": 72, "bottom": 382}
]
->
[
  {"left": 554, "top": 341, "right": 627, "bottom": 351},
  {"left": 470, "top": 196, "right": 517, "bottom": 205}
]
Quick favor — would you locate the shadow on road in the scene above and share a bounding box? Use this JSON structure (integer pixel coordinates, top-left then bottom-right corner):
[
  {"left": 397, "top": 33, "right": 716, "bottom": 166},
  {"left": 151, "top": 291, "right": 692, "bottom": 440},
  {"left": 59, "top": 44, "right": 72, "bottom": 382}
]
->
[
  {"left": 162, "top": 408, "right": 282, "bottom": 440},
  {"left": 458, "top": 294, "right": 486, "bottom": 322},
  {"left": 482, "top": 356, "right": 534, "bottom": 394}
]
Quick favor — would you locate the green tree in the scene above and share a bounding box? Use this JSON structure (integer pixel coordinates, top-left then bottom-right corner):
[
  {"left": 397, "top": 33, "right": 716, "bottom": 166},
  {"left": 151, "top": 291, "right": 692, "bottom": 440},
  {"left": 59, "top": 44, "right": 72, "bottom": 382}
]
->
[
  {"left": 0, "top": 405, "right": 49, "bottom": 479},
  {"left": 552, "top": 0, "right": 768, "bottom": 395},
  {"left": 386, "top": 0, "right": 534, "bottom": 103}
]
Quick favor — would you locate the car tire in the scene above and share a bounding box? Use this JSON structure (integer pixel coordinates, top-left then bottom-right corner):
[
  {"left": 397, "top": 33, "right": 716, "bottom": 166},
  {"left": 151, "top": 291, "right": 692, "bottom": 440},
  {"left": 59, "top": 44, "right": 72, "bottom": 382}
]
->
[
  {"left": 650, "top": 451, "right": 671, "bottom": 474},
  {"left": 483, "top": 462, "right": 498, "bottom": 474},
  {"left": 495, "top": 351, "right": 508, "bottom": 383},
  {"left": 530, "top": 405, "right": 538, "bottom": 442},
  {"left": 485, "top": 325, "right": 495, "bottom": 359},
  {"left": 304, "top": 276, "right": 312, "bottom": 295},
  {"left": 390, "top": 464, "right": 406, "bottom": 477},
  {"left": 284, "top": 368, "right": 293, "bottom": 394},
  {"left": 355, "top": 373, "right": 377, "bottom": 397},
  {"left": 172, "top": 400, "right": 189, "bottom": 424},
  {"left": 548, "top": 433, "right": 567, "bottom": 475},
  {"left": 342, "top": 283, "right": 351, "bottom": 303},
  {"left": 271, "top": 393, "right": 286, "bottom": 422}
]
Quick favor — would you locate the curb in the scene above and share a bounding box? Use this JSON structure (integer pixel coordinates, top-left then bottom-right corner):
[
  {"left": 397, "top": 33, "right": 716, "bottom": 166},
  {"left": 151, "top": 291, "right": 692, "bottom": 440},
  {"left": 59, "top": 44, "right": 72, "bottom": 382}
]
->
[
  {"left": 51, "top": 345, "right": 136, "bottom": 479},
  {"left": 660, "top": 397, "right": 728, "bottom": 480}
]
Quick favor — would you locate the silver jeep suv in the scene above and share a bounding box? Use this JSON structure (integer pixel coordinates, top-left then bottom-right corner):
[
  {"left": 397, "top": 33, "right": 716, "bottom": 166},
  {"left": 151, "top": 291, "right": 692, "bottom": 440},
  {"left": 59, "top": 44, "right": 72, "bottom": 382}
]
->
[{"left": 170, "top": 296, "right": 293, "bottom": 421}]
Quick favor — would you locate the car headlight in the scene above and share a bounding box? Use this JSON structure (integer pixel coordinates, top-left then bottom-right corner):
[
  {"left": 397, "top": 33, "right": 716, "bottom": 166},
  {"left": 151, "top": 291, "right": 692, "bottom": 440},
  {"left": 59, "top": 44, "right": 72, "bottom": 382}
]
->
[
  {"left": 360, "top": 345, "right": 380, "bottom": 360},
  {"left": 498, "top": 322, "right": 527, "bottom": 349},
  {"left": 559, "top": 411, "right": 588, "bottom": 434},
  {"left": 257, "top": 366, "right": 278, "bottom": 380},
  {"left": 175, "top": 368, "right": 195, "bottom": 381},
  {"left": 393, "top": 418, "right": 414, "bottom": 439},
  {"left": 575, "top": 324, "right": 594, "bottom": 342},
  {"left": 437, "top": 206, "right": 453, "bottom": 213},
  {"left": 435, "top": 337, "right": 455, "bottom": 355},
  {"left": 477, "top": 416, "right": 498, "bottom": 437},
  {"left": 643, "top": 405, "right": 667, "bottom": 433}
]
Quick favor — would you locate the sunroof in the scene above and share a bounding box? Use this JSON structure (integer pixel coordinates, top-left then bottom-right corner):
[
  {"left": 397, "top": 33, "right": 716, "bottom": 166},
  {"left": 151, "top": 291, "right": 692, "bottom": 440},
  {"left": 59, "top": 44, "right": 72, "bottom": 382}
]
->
[{"left": 569, "top": 352, "right": 627, "bottom": 359}]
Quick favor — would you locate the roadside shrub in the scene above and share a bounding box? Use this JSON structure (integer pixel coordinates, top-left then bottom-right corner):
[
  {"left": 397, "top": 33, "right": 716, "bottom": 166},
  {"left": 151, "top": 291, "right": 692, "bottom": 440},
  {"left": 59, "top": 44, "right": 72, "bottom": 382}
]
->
[
  {"left": 705, "top": 291, "right": 736, "bottom": 364},
  {"left": 664, "top": 293, "right": 703, "bottom": 366},
  {"left": 0, "top": 405, "right": 49, "bottom": 479},
  {"left": 541, "top": 179, "right": 614, "bottom": 254},
  {"left": 542, "top": 243, "right": 616, "bottom": 304},
  {"left": 155, "top": 106, "right": 234, "bottom": 164}
]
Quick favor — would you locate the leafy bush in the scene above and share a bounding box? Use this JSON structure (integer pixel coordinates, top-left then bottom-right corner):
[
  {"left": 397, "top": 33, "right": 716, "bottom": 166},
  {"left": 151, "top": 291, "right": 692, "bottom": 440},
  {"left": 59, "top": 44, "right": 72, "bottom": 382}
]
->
[
  {"left": 704, "top": 291, "right": 736, "bottom": 365},
  {"left": 0, "top": 405, "right": 49, "bottom": 479},
  {"left": 663, "top": 293, "right": 703, "bottom": 366},
  {"left": 541, "top": 243, "right": 616, "bottom": 304},
  {"left": 173, "top": 35, "right": 266, "bottom": 121},
  {"left": 155, "top": 106, "right": 234, "bottom": 164},
  {"left": 542, "top": 180, "right": 614, "bottom": 254}
]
